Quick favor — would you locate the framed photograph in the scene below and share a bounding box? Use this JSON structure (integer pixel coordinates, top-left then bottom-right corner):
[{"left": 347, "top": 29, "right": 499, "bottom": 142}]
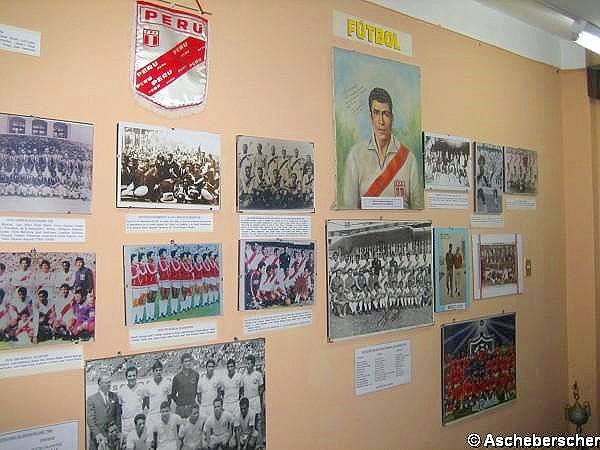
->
[
  {"left": 434, "top": 228, "right": 471, "bottom": 312},
  {"left": 442, "top": 313, "right": 516, "bottom": 425},
  {"left": 236, "top": 135, "right": 314, "bottom": 212},
  {"left": 85, "top": 338, "right": 266, "bottom": 450},
  {"left": 474, "top": 142, "right": 503, "bottom": 214},
  {"left": 504, "top": 147, "right": 538, "bottom": 195},
  {"left": 0, "top": 113, "right": 93, "bottom": 214},
  {"left": 424, "top": 132, "right": 471, "bottom": 191},
  {"left": 123, "top": 243, "right": 221, "bottom": 326},
  {"left": 326, "top": 220, "right": 433, "bottom": 341},
  {"left": 0, "top": 251, "right": 96, "bottom": 350},
  {"left": 117, "top": 122, "right": 220, "bottom": 210},
  {"left": 472, "top": 234, "right": 523, "bottom": 299},
  {"left": 239, "top": 240, "right": 315, "bottom": 310},
  {"left": 333, "top": 48, "right": 424, "bottom": 210}
]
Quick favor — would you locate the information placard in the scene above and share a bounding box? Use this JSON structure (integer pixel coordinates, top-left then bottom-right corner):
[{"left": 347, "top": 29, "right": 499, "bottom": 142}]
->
[
  {"left": 427, "top": 192, "right": 469, "bottom": 209},
  {"left": 0, "top": 217, "right": 85, "bottom": 242},
  {"left": 244, "top": 310, "right": 312, "bottom": 334},
  {"left": 470, "top": 214, "right": 505, "bottom": 228},
  {"left": 506, "top": 197, "right": 537, "bottom": 210},
  {"left": 0, "top": 347, "right": 83, "bottom": 379},
  {"left": 0, "top": 24, "right": 41, "bottom": 56},
  {"left": 355, "top": 340, "right": 411, "bottom": 396},
  {"left": 126, "top": 214, "right": 213, "bottom": 233},
  {"left": 129, "top": 321, "right": 217, "bottom": 347},
  {"left": 0, "top": 421, "right": 78, "bottom": 450},
  {"left": 239, "top": 215, "right": 311, "bottom": 239}
]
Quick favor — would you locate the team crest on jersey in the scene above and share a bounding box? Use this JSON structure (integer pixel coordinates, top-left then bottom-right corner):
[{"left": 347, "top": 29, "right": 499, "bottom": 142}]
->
[
  {"left": 394, "top": 180, "right": 405, "bottom": 197},
  {"left": 132, "top": 1, "right": 209, "bottom": 112}
]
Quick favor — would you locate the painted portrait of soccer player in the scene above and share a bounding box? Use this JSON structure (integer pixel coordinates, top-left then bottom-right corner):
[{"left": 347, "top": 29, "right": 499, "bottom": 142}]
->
[
  {"left": 333, "top": 48, "right": 423, "bottom": 210},
  {"left": 434, "top": 228, "right": 471, "bottom": 312},
  {"left": 123, "top": 243, "right": 221, "bottom": 326},
  {"left": 442, "top": 313, "right": 516, "bottom": 425},
  {"left": 85, "top": 338, "right": 266, "bottom": 450},
  {"left": 504, "top": 147, "right": 538, "bottom": 195},
  {"left": 472, "top": 234, "right": 524, "bottom": 300},
  {"left": 474, "top": 142, "right": 504, "bottom": 214},
  {"left": 424, "top": 132, "right": 471, "bottom": 191},
  {"left": 0, "top": 251, "right": 96, "bottom": 350},
  {"left": 326, "top": 220, "right": 433, "bottom": 341},
  {"left": 117, "top": 122, "right": 220, "bottom": 210},
  {"left": 236, "top": 135, "right": 315, "bottom": 212},
  {"left": 239, "top": 240, "right": 315, "bottom": 311},
  {"left": 0, "top": 113, "right": 94, "bottom": 214}
]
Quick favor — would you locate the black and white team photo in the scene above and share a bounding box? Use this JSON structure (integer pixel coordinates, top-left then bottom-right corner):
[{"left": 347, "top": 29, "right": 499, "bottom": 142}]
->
[
  {"left": 0, "top": 113, "right": 93, "bottom": 214},
  {"left": 85, "top": 338, "right": 266, "bottom": 450},
  {"left": 424, "top": 132, "right": 471, "bottom": 192},
  {"left": 236, "top": 135, "right": 314, "bottom": 212},
  {"left": 504, "top": 146, "right": 538, "bottom": 195},
  {"left": 326, "top": 220, "right": 434, "bottom": 341}
]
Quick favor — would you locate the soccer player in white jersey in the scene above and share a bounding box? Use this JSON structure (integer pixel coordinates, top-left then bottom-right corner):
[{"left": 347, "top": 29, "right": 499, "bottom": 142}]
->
[
  {"left": 143, "top": 360, "right": 171, "bottom": 425},
  {"left": 126, "top": 413, "right": 149, "bottom": 450},
  {"left": 148, "top": 401, "right": 184, "bottom": 450},
  {"left": 197, "top": 359, "right": 222, "bottom": 419},
  {"left": 241, "top": 355, "right": 264, "bottom": 415},
  {"left": 118, "top": 366, "right": 146, "bottom": 434},
  {"left": 179, "top": 404, "right": 207, "bottom": 450},
  {"left": 234, "top": 397, "right": 259, "bottom": 450},
  {"left": 204, "top": 398, "right": 235, "bottom": 450},
  {"left": 54, "top": 260, "right": 74, "bottom": 299},
  {"left": 221, "top": 359, "right": 243, "bottom": 417}
]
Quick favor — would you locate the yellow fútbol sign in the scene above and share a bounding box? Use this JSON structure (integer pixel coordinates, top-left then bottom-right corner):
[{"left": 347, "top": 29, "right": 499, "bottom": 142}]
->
[{"left": 333, "top": 11, "right": 413, "bottom": 56}]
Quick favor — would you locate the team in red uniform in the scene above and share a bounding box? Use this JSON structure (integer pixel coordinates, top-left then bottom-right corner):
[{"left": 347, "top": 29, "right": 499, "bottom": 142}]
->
[{"left": 126, "top": 245, "right": 221, "bottom": 324}]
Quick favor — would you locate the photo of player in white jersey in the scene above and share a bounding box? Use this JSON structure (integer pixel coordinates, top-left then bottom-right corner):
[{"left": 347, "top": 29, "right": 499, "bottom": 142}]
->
[
  {"left": 123, "top": 243, "right": 221, "bottom": 326},
  {"left": 326, "top": 220, "right": 433, "bottom": 341},
  {"left": 236, "top": 135, "right": 314, "bottom": 212},
  {"left": 85, "top": 338, "right": 266, "bottom": 450},
  {"left": 0, "top": 113, "right": 93, "bottom": 214}
]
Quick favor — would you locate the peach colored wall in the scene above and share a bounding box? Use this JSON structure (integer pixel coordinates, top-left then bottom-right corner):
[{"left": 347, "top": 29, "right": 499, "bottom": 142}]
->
[
  {"left": 0, "top": 1, "right": 572, "bottom": 448},
  {"left": 561, "top": 70, "right": 599, "bottom": 432}
]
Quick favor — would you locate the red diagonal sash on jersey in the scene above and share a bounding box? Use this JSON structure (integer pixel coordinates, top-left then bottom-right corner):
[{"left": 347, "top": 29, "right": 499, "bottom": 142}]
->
[
  {"left": 136, "top": 36, "right": 206, "bottom": 96},
  {"left": 364, "top": 144, "right": 410, "bottom": 197}
]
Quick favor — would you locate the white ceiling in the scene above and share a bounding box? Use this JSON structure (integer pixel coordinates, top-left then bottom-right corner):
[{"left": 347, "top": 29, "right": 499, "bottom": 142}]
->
[{"left": 474, "top": 0, "right": 600, "bottom": 40}]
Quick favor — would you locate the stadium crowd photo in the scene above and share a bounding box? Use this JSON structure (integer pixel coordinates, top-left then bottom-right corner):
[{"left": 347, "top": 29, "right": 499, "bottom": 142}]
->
[
  {"left": 0, "top": 252, "right": 96, "bottom": 348},
  {"left": 85, "top": 339, "right": 266, "bottom": 450}
]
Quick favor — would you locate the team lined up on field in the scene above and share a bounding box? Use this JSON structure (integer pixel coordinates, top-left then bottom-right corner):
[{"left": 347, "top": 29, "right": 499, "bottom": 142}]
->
[
  {"left": 328, "top": 240, "right": 432, "bottom": 317},
  {"left": 130, "top": 247, "right": 220, "bottom": 324}
]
